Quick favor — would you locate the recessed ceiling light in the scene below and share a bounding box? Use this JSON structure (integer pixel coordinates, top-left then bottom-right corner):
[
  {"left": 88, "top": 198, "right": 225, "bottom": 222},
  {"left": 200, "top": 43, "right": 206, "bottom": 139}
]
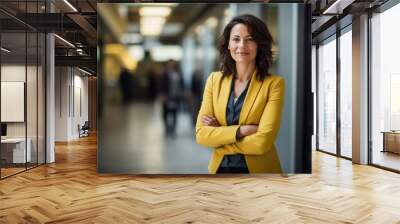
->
[
  {"left": 63, "top": 0, "right": 78, "bottom": 12},
  {"left": 54, "top": 34, "right": 75, "bottom": 48},
  {"left": 78, "top": 67, "right": 92, "bottom": 76},
  {"left": 1, "top": 47, "right": 11, "bottom": 53},
  {"left": 140, "top": 17, "right": 166, "bottom": 36},
  {"left": 322, "top": 0, "right": 352, "bottom": 15},
  {"left": 139, "top": 7, "right": 171, "bottom": 17}
]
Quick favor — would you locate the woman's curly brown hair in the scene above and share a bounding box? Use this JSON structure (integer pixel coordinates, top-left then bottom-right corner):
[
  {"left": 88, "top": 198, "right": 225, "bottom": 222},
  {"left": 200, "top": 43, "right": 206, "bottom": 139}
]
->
[{"left": 218, "top": 14, "right": 274, "bottom": 81}]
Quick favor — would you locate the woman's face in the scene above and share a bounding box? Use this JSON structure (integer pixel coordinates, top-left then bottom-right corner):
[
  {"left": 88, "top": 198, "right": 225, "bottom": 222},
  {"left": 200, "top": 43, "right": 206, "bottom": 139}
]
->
[{"left": 228, "top": 23, "right": 258, "bottom": 65}]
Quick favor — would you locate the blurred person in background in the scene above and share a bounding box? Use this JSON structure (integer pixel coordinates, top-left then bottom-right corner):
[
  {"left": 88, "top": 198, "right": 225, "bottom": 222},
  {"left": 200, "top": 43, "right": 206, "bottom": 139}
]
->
[
  {"left": 147, "top": 66, "right": 158, "bottom": 101},
  {"left": 134, "top": 50, "right": 157, "bottom": 101},
  {"left": 195, "top": 14, "right": 285, "bottom": 174},
  {"left": 119, "top": 68, "right": 134, "bottom": 104},
  {"left": 160, "top": 59, "right": 184, "bottom": 136},
  {"left": 190, "top": 65, "right": 204, "bottom": 126}
]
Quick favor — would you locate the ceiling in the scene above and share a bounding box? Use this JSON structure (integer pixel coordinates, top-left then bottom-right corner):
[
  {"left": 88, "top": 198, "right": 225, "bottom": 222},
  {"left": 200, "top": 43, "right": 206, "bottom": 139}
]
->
[
  {"left": 0, "top": 0, "right": 394, "bottom": 74},
  {"left": 310, "top": 0, "right": 389, "bottom": 42},
  {"left": 97, "top": 3, "right": 214, "bottom": 42},
  {"left": 0, "top": 0, "right": 97, "bottom": 73}
]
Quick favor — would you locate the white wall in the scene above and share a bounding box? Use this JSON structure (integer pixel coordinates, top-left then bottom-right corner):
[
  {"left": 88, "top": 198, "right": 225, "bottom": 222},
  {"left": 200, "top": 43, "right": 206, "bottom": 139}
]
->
[
  {"left": 55, "top": 67, "right": 89, "bottom": 141},
  {"left": 1, "top": 65, "right": 26, "bottom": 129},
  {"left": 55, "top": 67, "right": 69, "bottom": 141},
  {"left": 1, "top": 65, "right": 26, "bottom": 81},
  {"left": 72, "top": 72, "right": 89, "bottom": 138},
  {"left": 1, "top": 65, "right": 35, "bottom": 138},
  {"left": 1, "top": 64, "right": 46, "bottom": 164},
  {"left": 1, "top": 82, "right": 25, "bottom": 122}
]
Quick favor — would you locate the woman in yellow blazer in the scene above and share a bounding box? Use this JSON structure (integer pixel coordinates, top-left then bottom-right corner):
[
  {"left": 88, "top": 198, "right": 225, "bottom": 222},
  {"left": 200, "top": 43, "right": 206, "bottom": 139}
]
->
[{"left": 195, "top": 14, "right": 285, "bottom": 174}]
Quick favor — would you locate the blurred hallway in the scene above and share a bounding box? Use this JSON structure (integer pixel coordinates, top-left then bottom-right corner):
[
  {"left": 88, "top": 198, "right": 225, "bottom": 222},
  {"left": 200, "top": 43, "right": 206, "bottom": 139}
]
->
[
  {"left": 99, "top": 101, "right": 211, "bottom": 173},
  {"left": 97, "top": 3, "right": 309, "bottom": 173}
]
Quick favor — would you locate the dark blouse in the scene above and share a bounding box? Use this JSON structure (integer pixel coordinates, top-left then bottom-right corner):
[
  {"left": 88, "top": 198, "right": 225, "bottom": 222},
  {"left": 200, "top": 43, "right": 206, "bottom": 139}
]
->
[{"left": 219, "top": 78, "right": 250, "bottom": 168}]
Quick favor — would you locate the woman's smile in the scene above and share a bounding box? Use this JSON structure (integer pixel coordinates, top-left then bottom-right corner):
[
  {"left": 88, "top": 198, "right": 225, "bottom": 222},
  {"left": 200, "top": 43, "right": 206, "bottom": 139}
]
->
[{"left": 228, "top": 23, "right": 258, "bottom": 63}]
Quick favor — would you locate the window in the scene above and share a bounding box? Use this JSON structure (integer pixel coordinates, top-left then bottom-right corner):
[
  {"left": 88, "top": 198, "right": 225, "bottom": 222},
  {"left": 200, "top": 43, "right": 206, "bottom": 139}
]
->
[
  {"left": 317, "top": 35, "right": 337, "bottom": 155},
  {"left": 370, "top": 2, "right": 400, "bottom": 171},
  {"left": 0, "top": 1, "right": 46, "bottom": 179},
  {"left": 339, "top": 28, "right": 352, "bottom": 158}
]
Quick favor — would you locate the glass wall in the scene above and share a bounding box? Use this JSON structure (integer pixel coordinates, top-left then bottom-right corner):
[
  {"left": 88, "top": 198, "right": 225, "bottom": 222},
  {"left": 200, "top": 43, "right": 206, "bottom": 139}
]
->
[
  {"left": 0, "top": 0, "right": 27, "bottom": 178},
  {"left": 38, "top": 32, "right": 45, "bottom": 165},
  {"left": 371, "top": 3, "right": 400, "bottom": 171},
  {"left": 1, "top": 31, "right": 28, "bottom": 177},
  {"left": 312, "top": 45, "right": 317, "bottom": 151},
  {"left": 339, "top": 27, "right": 352, "bottom": 158},
  {"left": 316, "top": 24, "right": 353, "bottom": 160},
  {"left": 27, "top": 30, "right": 38, "bottom": 170},
  {"left": 317, "top": 35, "right": 337, "bottom": 155},
  {"left": 0, "top": 1, "right": 46, "bottom": 179}
]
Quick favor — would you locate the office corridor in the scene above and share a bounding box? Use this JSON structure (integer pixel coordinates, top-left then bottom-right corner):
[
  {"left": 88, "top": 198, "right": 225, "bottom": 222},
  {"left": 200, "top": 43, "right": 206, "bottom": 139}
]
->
[{"left": 99, "top": 101, "right": 211, "bottom": 174}]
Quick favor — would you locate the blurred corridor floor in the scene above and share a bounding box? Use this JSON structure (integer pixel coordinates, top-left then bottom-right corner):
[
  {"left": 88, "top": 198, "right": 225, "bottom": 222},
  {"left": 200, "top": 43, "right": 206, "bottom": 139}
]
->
[{"left": 98, "top": 101, "right": 211, "bottom": 174}]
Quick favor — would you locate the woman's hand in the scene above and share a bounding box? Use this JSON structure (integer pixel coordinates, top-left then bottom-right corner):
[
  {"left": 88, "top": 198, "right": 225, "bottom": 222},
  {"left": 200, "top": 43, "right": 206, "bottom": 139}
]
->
[
  {"left": 201, "top": 115, "right": 257, "bottom": 136},
  {"left": 201, "top": 115, "right": 220, "bottom": 127},
  {"left": 238, "top": 125, "right": 258, "bottom": 138}
]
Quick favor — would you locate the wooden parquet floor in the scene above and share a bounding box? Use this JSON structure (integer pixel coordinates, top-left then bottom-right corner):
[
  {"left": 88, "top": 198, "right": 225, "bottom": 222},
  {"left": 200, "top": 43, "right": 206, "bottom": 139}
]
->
[{"left": 1, "top": 134, "right": 400, "bottom": 223}]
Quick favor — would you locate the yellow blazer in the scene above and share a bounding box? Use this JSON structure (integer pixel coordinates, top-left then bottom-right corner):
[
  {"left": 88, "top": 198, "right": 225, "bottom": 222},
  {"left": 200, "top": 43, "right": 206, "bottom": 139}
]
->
[{"left": 195, "top": 71, "right": 285, "bottom": 174}]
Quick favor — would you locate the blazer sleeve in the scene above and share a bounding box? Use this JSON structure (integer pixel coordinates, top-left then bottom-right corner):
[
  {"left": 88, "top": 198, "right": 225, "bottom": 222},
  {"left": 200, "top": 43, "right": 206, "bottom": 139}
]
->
[
  {"left": 195, "top": 73, "right": 240, "bottom": 148},
  {"left": 215, "top": 78, "right": 285, "bottom": 155}
]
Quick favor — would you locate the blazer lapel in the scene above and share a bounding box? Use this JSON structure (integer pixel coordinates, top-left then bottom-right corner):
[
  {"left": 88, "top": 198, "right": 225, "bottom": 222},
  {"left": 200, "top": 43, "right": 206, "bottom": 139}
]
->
[
  {"left": 240, "top": 70, "right": 263, "bottom": 123},
  {"left": 217, "top": 74, "right": 232, "bottom": 126}
]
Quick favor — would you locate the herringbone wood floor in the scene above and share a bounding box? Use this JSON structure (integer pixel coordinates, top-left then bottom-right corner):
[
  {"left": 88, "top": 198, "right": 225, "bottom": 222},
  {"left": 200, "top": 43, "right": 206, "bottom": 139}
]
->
[{"left": 1, "top": 134, "right": 400, "bottom": 223}]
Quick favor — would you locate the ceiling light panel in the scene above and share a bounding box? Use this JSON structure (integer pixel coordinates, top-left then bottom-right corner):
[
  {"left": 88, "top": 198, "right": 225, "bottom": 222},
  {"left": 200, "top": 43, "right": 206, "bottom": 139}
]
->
[
  {"left": 63, "top": 0, "right": 78, "bottom": 12},
  {"left": 139, "top": 7, "right": 171, "bottom": 17},
  {"left": 54, "top": 34, "right": 75, "bottom": 48},
  {"left": 1, "top": 47, "right": 11, "bottom": 53},
  {"left": 140, "top": 17, "right": 166, "bottom": 36}
]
